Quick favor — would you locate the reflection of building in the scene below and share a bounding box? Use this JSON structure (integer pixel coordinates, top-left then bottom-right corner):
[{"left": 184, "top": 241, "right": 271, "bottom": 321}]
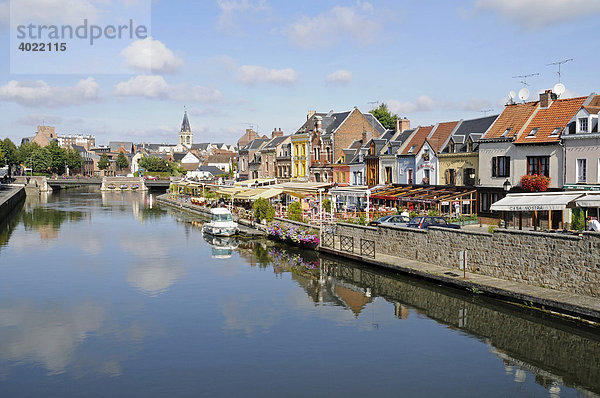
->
[{"left": 394, "top": 302, "right": 410, "bottom": 319}]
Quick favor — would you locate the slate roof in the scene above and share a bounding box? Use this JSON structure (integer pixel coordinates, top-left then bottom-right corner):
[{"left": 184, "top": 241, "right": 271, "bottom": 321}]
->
[
  {"left": 514, "top": 96, "right": 587, "bottom": 144},
  {"left": 364, "top": 113, "right": 387, "bottom": 136},
  {"left": 194, "top": 165, "right": 225, "bottom": 175},
  {"left": 109, "top": 141, "right": 134, "bottom": 153},
  {"left": 206, "top": 154, "right": 232, "bottom": 164},
  {"left": 481, "top": 102, "right": 539, "bottom": 140},
  {"left": 181, "top": 111, "right": 191, "bottom": 132},
  {"left": 440, "top": 115, "right": 498, "bottom": 153},
  {"left": 399, "top": 126, "right": 434, "bottom": 155},
  {"left": 243, "top": 138, "right": 270, "bottom": 150},
  {"left": 173, "top": 153, "right": 186, "bottom": 162},
  {"left": 262, "top": 135, "right": 288, "bottom": 149},
  {"left": 191, "top": 143, "right": 211, "bottom": 151}
]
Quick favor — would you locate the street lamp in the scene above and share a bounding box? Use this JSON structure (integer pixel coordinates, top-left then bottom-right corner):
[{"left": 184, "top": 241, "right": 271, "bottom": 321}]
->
[{"left": 503, "top": 179, "right": 511, "bottom": 228}]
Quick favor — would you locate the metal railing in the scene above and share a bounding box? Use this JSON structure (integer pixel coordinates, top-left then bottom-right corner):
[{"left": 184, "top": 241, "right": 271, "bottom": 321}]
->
[
  {"left": 360, "top": 239, "right": 375, "bottom": 258},
  {"left": 340, "top": 235, "right": 354, "bottom": 252}
]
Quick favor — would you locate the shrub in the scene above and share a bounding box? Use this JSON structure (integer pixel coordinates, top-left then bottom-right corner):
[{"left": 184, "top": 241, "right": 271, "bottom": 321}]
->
[
  {"left": 571, "top": 208, "right": 585, "bottom": 231},
  {"left": 322, "top": 198, "right": 332, "bottom": 213},
  {"left": 287, "top": 201, "right": 303, "bottom": 222},
  {"left": 409, "top": 210, "right": 418, "bottom": 219},
  {"left": 253, "top": 198, "right": 275, "bottom": 222},
  {"left": 427, "top": 209, "right": 438, "bottom": 216},
  {"left": 488, "top": 225, "right": 497, "bottom": 234}
]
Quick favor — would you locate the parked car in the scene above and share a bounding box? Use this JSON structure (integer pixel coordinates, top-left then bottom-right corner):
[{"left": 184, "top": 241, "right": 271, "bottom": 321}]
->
[
  {"left": 369, "top": 215, "right": 411, "bottom": 227},
  {"left": 407, "top": 216, "right": 461, "bottom": 230}
]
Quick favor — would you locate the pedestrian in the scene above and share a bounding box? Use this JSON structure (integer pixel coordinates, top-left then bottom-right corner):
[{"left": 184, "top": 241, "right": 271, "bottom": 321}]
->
[{"left": 588, "top": 216, "right": 600, "bottom": 232}]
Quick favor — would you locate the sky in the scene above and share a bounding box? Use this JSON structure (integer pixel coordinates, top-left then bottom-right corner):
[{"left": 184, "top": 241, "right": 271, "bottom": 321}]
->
[{"left": 0, "top": 0, "right": 599, "bottom": 146}]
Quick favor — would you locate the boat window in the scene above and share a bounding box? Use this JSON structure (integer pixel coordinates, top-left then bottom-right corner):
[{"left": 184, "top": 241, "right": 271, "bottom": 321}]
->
[{"left": 212, "top": 213, "right": 233, "bottom": 221}]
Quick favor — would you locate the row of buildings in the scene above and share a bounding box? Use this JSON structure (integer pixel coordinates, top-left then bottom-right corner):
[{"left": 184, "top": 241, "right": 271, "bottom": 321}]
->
[{"left": 236, "top": 89, "right": 600, "bottom": 218}]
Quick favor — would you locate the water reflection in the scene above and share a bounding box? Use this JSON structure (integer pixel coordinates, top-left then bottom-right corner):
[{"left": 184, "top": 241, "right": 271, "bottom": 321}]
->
[{"left": 202, "top": 233, "right": 239, "bottom": 259}]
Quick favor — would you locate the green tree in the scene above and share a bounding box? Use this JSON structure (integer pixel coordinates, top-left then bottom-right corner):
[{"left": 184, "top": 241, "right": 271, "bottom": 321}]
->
[
  {"left": 322, "top": 198, "right": 332, "bottom": 213},
  {"left": 253, "top": 197, "right": 275, "bottom": 222},
  {"left": 116, "top": 152, "right": 129, "bottom": 170},
  {"left": 46, "top": 141, "right": 67, "bottom": 173},
  {"left": 571, "top": 208, "right": 585, "bottom": 231},
  {"left": 138, "top": 156, "right": 170, "bottom": 172},
  {"left": 30, "top": 146, "right": 51, "bottom": 173},
  {"left": 19, "top": 142, "right": 41, "bottom": 166},
  {"left": 369, "top": 103, "right": 399, "bottom": 130},
  {"left": 1, "top": 138, "right": 19, "bottom": 176},
  {"left": 65, "top": 148, "right": 83, "bottom": 173},
  {"left": 98, "top": 153, "right": 110, "bottom": 170},
  {"left": 287, "top": 201, "right": 303, "bottom": 222}
]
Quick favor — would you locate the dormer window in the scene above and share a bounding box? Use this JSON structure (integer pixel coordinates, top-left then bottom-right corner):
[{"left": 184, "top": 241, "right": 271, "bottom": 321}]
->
[
  {"left": 369, "top": 143, "right": 375, "bottom": 155},
  {"left": 527, "top": 128, "right": 539, "bottom": 137},
  {"left": 549, "top": 127, "right": 561, "bottom": 137},
  {"left": 579, "top": 118, "right": 589, "bottom": 133},
  {"left": 449, "top": 141, "right": 455, "bottom": 153},
  {"left": 408, "top": 145, "right": 416, "bottom": 154},
  {"left": 466, "top": 138, "right": 473, "bottom": 152},
  {"left": 501, "top": 128, "right": 511, "bottom": 137}
]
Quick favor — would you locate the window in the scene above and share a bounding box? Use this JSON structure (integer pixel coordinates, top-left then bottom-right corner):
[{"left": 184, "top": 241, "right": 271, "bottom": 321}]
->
[
  {"left": 423, "top": 169, "right": 430, "bottom": 183},
  {"left": 579, "top": 118, "right": 589, "bottom": 133},
  {"left": 549, "top": 127, "right": 561, "bottom": 136},
  {"left": 501, "top": 128, "right": 511, "bottom": 137},
  {"left": 577, "top": 159, "right": 587, "bottom": 183},
  {"left": 446, "top": 169, "right": 456, "bottom": 185},
  {"left": 449, "top": 141, "right": 455, "bottom": 153},
  {"left": 326, "top": 147, "right": 331, "bottom": 162},
  {"left": 385, "top": 167, "right": 392, "bottom": 183},
  {"left": 464, "top": 168, "right": 476, "bottom": 186},
  {"left": 408, "top": 145, "right": 416, "bottom": 154},
  {"left": 527, "top": 156, "right": 550, "bottom": 177},
  {"left": 480, "top": 193, "right": 489, "bottom": 212},
  {"left": 492, "top": 156, "right": 510, "bottom": 177},
  {"left": 314, "top": 147, "right": 320, "bottom": 161},
  {"left": 466, "top": 138, "right": 473, "bottom": 152},
  {"left": 408, "top": 169, "right": 413, "bottom": 184},
  {"left": 527, "top": 128, "right": 539, "bottom": 137}
]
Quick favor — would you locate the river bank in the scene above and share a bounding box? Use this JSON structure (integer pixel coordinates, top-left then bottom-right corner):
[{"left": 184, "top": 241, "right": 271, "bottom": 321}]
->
[
  {"left": 157, "top": 192, "right": 600, "bottom": 324},
  {"left": 0, "top": 185, "right": 25, "bottom": 222}
]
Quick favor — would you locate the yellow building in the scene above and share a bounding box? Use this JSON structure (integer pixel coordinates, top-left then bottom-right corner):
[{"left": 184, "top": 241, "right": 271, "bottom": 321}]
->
[{"left": 291, "top": 133, "right": 309, "bottom": 180}]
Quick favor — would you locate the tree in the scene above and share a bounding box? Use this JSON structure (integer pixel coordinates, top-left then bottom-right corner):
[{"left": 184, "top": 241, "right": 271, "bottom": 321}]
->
[
  {"left": 287, "top": 201, "right": 303, "bottom": 222},
  {"left": 253, "top": 197, "right": 275, "bottom": 222},
  {"left": 19, "top": 142, "right": 41, "bottom": 166},
  {"left": 46, "top": 141, "right": 67, "bottom": 174},
  {"left": 116, "top": 152, "right": 129, "bottom": 170},
  {"left": 30, "top": 146, "right": 51, "bottom": 173},
  {"left": 369, "top": 103, "right": 399, "bottom": 130},
  {"left": 1, "top": 138, "right": 19, "bottom": 176},
  {"left": 322, "top": 198, "right": 332, "bottom": 213},
  {"left": 571, "top": 208, "right": 585, "bottom": 231},
  {"left": 65, "top": 148, "right": 83, "bottom": 173},
  {"left": 138, "top": 156, "right": 170, "bottom": 172},
  {"left": 98, "top": 153, "right": 110, "bottom": 170}
]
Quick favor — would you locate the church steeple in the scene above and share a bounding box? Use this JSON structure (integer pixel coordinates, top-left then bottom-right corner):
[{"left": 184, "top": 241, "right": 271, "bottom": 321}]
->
[
  {"left": 181, "top": 110, "right": 191, "bottom": 133},
  {"left": 179, "top": 109, "right": 193, "bottom": 147}
]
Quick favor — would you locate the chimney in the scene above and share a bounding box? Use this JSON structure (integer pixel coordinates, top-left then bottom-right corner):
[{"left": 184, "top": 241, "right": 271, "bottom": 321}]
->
[
  {"left": 307, "top": 110, "right": 316, "bottom": 121},
  {"left": 540, "top": 90, "right": 553, "bottom": 109},
  {"left": 315, "top": 115, "right": 323, "bottom": 131},
  {"left": 395, "top": 117, "right": 410, "bottom": 132},
  {"left": 272, "top": 128, "right": 283, "bottom": 138}
]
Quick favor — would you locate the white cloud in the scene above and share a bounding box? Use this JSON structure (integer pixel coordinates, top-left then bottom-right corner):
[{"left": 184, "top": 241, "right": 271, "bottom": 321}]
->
[
  {"left": 114, "top": 75, "right": 224, "bottom": 103},
  {"left": 285, "top": 2, "right": 382, "bottom": 48},
  {"left": 473, "top": 0, "right": 600, "bottom": 28},
  {"left": 387, "top": 95, "right": 493, "bottom": 115},
  {"left": 216, "top": 0, "right": 269, "bottom": 35},
  {"left": 0, "top": 78, "right": 101, "bottom": 107},
  {"left": 17, "top": 114, "right": 63, "bottom": 126},
  {"left": 120, "top": 37, "right": 183, "bottom": 74},
  {"left": 326, "top": 69, "right": 353, "bottom": 84},
  {"left": 236, "top": 65, "right": 298, "bottom": 85}
]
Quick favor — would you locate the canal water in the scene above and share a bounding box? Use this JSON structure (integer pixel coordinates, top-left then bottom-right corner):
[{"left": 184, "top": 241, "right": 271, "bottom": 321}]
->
[{"left": 0, "top": 188, "right": 598, "bottom": 397}]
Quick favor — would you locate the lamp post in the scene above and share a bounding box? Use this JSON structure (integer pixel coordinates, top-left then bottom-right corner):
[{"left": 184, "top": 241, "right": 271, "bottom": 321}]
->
[{"left": 503, "top": 179, "right": 511, "bottom": 229}]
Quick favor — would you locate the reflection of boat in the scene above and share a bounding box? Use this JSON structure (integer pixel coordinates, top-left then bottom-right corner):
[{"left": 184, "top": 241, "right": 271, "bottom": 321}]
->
[
  {"left": 202, "top": 208, "right": 238, "bottom": 236},
  {"left": 120, "top": 184, "right": 128, "bottom": 190},
  {"left": 202, "top": 232, "right": 239, "bottom": 259}
]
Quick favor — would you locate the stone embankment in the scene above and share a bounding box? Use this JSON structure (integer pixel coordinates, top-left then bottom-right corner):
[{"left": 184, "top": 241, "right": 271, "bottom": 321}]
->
[
  {"left": 0, "top": 185, "right": 25, "bottom": 221},
  {"left": 333, "top": 223, "right": 600, "bottom": 298}
]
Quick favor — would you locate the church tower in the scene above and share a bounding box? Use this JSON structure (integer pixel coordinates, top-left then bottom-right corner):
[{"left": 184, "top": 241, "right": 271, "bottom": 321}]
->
[{"left": 179, "top": 110, "right": 193, "bottom": 147}]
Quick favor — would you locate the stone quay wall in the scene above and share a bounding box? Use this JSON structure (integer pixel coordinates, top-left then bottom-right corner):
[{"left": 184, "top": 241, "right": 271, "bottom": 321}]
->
[
  {"left": 334, "top": 223, "right": 600, "bottom": 297},
  {"left": 101, "top": 177, "right": 147, "bottom": 191}
]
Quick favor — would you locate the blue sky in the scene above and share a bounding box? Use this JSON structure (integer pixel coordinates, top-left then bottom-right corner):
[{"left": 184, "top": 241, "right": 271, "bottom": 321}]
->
[{"left": 0, "top": 0, "right": 599, "bottom": 146}]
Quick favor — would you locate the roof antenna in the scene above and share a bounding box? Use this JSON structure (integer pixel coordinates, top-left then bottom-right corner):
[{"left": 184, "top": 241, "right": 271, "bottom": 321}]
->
[
  {"left": 479, "top": 108, "right": 493, "bottom": 117},
  {"left": 546, "top": 58, "right": 573, "bottom": 83},
  {"left": 368, "top": 101, "right": 380, "bottom": 109},
  {"left": 512, "top": 73, "right": 539, "bottom": 87}
]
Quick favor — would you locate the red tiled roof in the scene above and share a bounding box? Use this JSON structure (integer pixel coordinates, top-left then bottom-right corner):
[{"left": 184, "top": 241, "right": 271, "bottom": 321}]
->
[
  {"left": 400, "top": 126, "right": 434, "bottom": 155},
  {"left": 427, "top": 121, "right": 459, "bottom": 153},
  {"left": 482, "top": 102, "right": 539, "bottom": 140},
  {"left": 514, "top": 96, "right": 587, "bottom": 144}
]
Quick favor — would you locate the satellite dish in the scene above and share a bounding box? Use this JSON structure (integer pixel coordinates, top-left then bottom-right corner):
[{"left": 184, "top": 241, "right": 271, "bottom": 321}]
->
[
  {"left": 509, "top": 90, "right": 516, "bottom": 99},
  {"left": 518, "top": 87, "right": 530, "bottom": 101},
  {"left": 553, "top": 83, "right": 566, "bottom": 97}
]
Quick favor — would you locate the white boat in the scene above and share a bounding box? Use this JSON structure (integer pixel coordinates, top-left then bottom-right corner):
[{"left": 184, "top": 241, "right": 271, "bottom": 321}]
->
[{"left": 202, "top": 207, "right": 239, "bottom": 237}]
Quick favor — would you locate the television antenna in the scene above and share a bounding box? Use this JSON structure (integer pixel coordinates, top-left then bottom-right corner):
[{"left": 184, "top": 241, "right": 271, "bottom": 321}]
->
[
  {"left": 368, "top": 101, "right": 380, "bottom": 109},
  {"left": 546, "top": 58, "right": 573, "bottom": 83},
  {"left": 479, "top": 108, "right": 494, "bottom": 117},
  {"left": 242, "top": 122, "right": 259, "bottom": 132},
  {"left": 512, "top": 73, "right": 539, "bottom": 87}
]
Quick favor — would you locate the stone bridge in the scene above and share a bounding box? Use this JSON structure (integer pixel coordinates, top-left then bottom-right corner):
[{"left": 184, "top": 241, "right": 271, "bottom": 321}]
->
[{"left": 101, "top": 177, "right": 147, "bottom": 191}]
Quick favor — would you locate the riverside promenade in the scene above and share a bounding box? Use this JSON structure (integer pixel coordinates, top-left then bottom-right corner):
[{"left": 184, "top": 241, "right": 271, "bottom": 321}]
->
[{"left": 156, "top": 193, "right": 600, "bottom": 324}]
